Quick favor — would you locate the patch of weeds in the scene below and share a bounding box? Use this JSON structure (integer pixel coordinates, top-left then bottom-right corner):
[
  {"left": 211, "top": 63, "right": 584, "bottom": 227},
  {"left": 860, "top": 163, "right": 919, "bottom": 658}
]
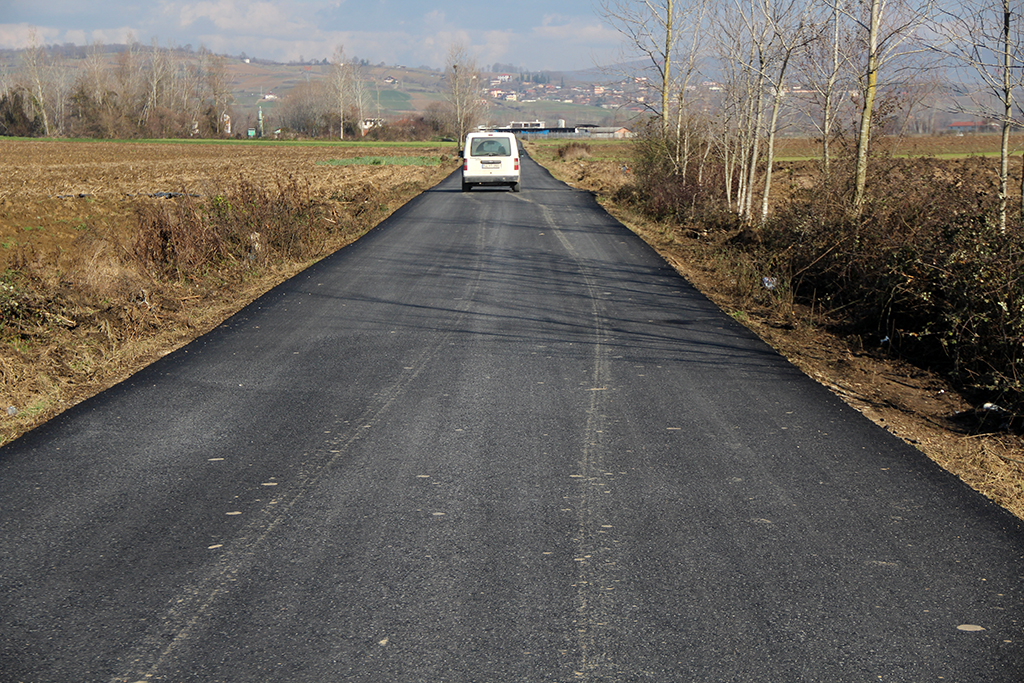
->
[
  {"left": 132, "top": 175, "right": 335, "bottom": 280},
  {"left": 21, "top": 400, "right": 48, "bottom": 418},
  {"left": 731, "top": 310, "right": 749, "bottom": 323},
  {"left": 5, "top": 338, "right": 30, "bottom": 354},
  {"left": 0, "top": 273, "right": 22, "bottom": 321},
  {"left": 22, "top": 225, "right": 45, "bottom": 232},
  {"left": 556, "top": 142, "right": 592, "bottom": 160}
]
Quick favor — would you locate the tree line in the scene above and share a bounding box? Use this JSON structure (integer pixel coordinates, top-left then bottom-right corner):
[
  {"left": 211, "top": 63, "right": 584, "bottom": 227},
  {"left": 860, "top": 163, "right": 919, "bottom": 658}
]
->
[
  {"left": 601, "top": 0, "right": 1024, "bottom": 415},
  {"left": 2, "top": 33, "right": 235, "bottom": 139},
  {"left": 601, "top": 0, "right": 1024, "bottom": 227},
  {"left": 0, "top": 35, "right": 479, "bottom": 143}
]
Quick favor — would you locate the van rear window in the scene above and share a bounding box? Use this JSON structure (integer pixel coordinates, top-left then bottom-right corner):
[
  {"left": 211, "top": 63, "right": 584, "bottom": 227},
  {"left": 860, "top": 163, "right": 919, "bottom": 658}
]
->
[{"left": 470, "top": 138, "right": 512, "bottom": 157}]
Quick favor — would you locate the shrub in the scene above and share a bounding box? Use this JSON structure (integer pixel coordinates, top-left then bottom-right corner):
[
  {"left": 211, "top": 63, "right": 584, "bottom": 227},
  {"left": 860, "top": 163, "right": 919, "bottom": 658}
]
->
[
  {"left": 615, "top": 123, "right": 735, "bottom": 230},
  {"left": 556, "top": 142, "right": 592, "bottom": 160},
  {"left": 131, "top": 176, "right": 332, "bottom": 281},
  {"left": 756, "top": 156, "right": 1023, "bottom": 413}
]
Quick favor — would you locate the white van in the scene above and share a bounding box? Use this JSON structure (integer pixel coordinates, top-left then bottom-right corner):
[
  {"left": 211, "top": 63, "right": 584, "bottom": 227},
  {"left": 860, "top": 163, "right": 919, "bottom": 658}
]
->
[{"left": 462, "top": 131, "right": 521, "bottom": 192}]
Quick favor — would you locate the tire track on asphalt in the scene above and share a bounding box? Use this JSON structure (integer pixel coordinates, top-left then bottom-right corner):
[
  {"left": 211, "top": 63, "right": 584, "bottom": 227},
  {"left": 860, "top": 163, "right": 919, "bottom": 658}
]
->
[
  {"left": 538, "top": 197, "right": 623, "bottom": 681},
  {"left": 111, "top": 226, "right": 489, "bottom": 683}
]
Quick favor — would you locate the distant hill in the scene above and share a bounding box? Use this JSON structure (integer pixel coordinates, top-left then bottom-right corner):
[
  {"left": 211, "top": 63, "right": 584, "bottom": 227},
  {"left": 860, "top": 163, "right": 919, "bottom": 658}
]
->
[
  {"left": 224, "top": 59, "right": 626, "bottom": 128},
  {"left": 0, "top": 44, "right": 633, "bottom": 130}
]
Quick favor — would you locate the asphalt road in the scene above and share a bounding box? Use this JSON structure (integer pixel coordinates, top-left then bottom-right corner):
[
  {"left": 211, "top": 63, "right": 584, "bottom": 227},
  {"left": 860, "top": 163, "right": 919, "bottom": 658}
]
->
[{"left": 1, "top": 152, "right": 1023, "bottom": 682}]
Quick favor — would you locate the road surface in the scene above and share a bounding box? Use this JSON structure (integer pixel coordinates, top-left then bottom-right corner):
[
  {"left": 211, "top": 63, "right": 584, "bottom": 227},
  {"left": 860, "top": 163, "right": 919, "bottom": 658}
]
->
[{"left": 1, "top": 152, "right": 1022, "bottom": 682}]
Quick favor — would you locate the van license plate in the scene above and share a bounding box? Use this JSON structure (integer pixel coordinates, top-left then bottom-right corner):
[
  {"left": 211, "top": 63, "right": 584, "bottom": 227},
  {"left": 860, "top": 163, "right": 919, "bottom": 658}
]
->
[{"left": 482, "top": 160, "right": 500, "bottom": 167}]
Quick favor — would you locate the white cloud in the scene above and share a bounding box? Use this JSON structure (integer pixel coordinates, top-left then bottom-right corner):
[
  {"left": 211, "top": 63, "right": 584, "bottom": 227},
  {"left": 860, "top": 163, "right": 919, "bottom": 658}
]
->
[
  {"left": 0, "top": 24, "right": 58, "bottom": 48},
  {"left": 477, "top": 31, "right": 513, "bottom": 66},
  {"left": 0, "top": 1, "right": 626, "bottom": 71},
  {"left": 532, "top": 15, "right": 619, "bottom": 45},
  {"left": 168, "top": 0, "right": 308, "bottom": 37}
]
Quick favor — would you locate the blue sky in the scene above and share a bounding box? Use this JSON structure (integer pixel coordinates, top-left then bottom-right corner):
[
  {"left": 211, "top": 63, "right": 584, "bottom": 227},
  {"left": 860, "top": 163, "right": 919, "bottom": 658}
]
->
[{"left": 0, "top": 0, "right": 622, "bottom": 71}]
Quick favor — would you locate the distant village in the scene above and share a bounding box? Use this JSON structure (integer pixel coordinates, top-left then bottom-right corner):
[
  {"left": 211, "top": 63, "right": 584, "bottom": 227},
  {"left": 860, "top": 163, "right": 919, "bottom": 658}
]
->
[{"left": 483, "top": 73, "right": 676, "bottom": 113}]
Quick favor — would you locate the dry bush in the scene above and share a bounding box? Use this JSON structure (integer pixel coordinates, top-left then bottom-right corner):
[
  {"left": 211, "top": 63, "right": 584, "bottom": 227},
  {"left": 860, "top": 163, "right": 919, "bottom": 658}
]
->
[
  {"left": 557, "top": 142, "right": 592, "bottom": 160},
  {"left": 131, "top": 176, "right": 334, "bottom": 281},
  {"left": 753, "top": 157, "right": 1023, "bottom": 416}
]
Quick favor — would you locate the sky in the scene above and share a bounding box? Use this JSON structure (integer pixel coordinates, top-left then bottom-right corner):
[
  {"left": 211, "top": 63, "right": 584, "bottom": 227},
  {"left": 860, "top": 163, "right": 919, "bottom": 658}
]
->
[{"left": 0, "top": 0, "right": 624, "bottom": 71}]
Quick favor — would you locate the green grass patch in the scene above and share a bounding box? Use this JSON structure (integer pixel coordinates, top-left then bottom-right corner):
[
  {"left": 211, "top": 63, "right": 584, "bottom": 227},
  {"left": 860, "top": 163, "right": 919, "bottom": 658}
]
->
[
  {"left": 0, "top": 137, "right": 457, "bottom": 151},
  {"left": 318, "top": 156, "right": 441, "bottom": 167},
  {"left": 376, "top": 90, "right": 413, "bottom": 110}
]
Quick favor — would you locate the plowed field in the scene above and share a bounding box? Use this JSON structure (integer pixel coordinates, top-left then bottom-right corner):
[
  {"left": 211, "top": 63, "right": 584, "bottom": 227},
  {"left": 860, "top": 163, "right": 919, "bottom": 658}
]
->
[{"left": 1, "top": 140, "right": 456, "bottom": 272}]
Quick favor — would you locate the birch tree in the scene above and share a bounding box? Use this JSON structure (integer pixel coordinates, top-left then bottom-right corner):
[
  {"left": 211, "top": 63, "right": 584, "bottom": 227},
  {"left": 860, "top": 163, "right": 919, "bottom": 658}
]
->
[
  {"left": 600, "top": 0, "right": 679, "bottom": 138},
  {"left": 671, "top": 0, "right": 711, "bottom": 174},
  {"left": 795, "top": 0, "right": 858, "bottom": 175},
  {"left": 846, "top": 0, "right": 934, "bottom": 212},
  {"left": 758, "top": 0, "right": 818, "bottom": 223},
  {"left": 716, "top": 0, "right": 773, "bottom": 221},
  {"left": 21, "top": 30, "right": 52, "bottom": 136},
  {"left": 929, "top": 0, "right": 1024, "bottom": 231},
  {"left": 141, "top": 38, "right": 169, "bottom": 127},
  {"left": 350, "top": 61, "right": 369, "bottom": 132}
]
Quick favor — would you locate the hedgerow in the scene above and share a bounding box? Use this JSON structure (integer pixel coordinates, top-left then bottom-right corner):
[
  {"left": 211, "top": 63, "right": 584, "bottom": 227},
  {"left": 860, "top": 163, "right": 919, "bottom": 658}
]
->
[{"left": 617, "top": 135, "right": 1024, "bottom": 417}]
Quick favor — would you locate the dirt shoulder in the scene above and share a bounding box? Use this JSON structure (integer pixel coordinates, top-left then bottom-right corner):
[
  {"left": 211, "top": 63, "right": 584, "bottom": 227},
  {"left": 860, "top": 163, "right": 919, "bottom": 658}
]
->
[{"left": 526, "top": 140, "right": 1024, "bottom": 521}]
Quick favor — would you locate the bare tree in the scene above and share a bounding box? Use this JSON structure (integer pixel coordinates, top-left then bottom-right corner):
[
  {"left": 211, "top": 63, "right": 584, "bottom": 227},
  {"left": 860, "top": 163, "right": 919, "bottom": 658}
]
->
[
  {"left": 205, "top": 50, "right": 232, "bottom": 136},
  {"left": 444, "top": 43, "right": 485, "bottom": 142},
  {"left": 350, "top": 60, "right": 369, "bottom": 133},
  {"left": 141, "top": 38, "right": 170, "bottom": 127},
  {"left": 758, "top": 0, "right": 819, "bottom": 223},
  {"left": 81, "top": 41, "right": 111, "bottom": 106},
  {"left": 182, "top": 48, "right": 208, "bottom": 135},
  {"left": 329, "top": 45, "right": 350, "bottom": 139},
  {"left": 795, "top": 0, "right": 859, "bottom": 176},
  {"left": 48, "top": 51, "right": 73, "bottom": 136},
  {"left": 278, "top": 81, "right": 331, "bottom": 136},
  {"left": 115, "top": 34, "right": 145, "bottom": 127},
  {"left": 671, "top": 0, "right": 711, "bottom": 173},
  {"left": 600, "top": 0, "right": 680, "bottom": 138},
  {"left": 716, "top": 0, "right": 774, "bottom": 221},
  {"left": 1, "top": 56, "right": 12, "bottom": 98},
  {"left": 21, "top": 30, "right": 52, "bottom": 136}
]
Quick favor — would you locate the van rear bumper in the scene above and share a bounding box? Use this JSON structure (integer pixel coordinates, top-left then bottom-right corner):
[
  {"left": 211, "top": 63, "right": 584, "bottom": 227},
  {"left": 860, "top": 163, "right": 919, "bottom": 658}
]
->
[{"left": 463, "top": 173, "right": 519, "bottom": 185}]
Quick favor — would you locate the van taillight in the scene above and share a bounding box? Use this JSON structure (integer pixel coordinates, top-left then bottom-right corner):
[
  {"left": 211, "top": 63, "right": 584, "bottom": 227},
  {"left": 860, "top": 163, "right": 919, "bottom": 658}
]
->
[
  {"left": 514, "top": 158, "right": 520, "bottom": 171},
  {"left": 463, "top": 159, "right": 469, "bottom": 171}
]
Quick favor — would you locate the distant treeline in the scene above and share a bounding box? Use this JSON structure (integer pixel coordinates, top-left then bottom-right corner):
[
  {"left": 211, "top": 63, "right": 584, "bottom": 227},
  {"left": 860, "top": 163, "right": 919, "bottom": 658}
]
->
[{"left": 1, "top": 41, "right": 237, "bottom": 139}]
